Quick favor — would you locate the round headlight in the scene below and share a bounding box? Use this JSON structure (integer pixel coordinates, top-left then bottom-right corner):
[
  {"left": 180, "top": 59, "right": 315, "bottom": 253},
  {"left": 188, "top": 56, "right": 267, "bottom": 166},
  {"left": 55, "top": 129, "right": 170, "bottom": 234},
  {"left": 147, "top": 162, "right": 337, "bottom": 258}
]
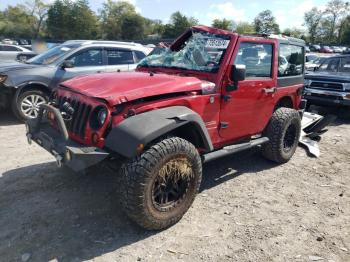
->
[
  {"left": 90, "top": 106, "right": 108, "bottom": 130},
  {"left": 98, "top": 108, "right": 107, "bottom": 125}
]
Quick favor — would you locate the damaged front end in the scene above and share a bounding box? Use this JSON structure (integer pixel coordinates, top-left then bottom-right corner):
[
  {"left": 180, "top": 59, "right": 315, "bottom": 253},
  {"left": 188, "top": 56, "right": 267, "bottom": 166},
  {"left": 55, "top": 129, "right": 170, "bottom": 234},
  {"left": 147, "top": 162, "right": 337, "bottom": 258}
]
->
[{"left": 26, "top": 103, "right": 109, "bottom": 171}]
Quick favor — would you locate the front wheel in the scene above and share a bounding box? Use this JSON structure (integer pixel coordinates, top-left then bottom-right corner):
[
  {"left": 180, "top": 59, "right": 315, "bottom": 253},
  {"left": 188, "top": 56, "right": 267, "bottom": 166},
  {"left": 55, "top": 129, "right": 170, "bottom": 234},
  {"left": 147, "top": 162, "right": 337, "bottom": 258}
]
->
[
  {"left": 120, "top": 137, "right": 202, "bottom": 230},
  {"left": 262, "top": 107, "right": 301, "bottom": 163},
  {"left": 12, "top": 89, "right": 48, "bottom": 121}
]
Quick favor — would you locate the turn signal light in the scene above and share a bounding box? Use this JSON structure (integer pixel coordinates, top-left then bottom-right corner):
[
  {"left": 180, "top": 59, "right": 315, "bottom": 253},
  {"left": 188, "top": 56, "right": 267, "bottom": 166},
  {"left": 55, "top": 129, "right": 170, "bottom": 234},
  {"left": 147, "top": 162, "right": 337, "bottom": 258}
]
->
[
  {"left": 91, "top": 132, "right": 100, "bottom": 144},
  {"left": 136, "top": 143, "right": 144, "bottom": 151}
]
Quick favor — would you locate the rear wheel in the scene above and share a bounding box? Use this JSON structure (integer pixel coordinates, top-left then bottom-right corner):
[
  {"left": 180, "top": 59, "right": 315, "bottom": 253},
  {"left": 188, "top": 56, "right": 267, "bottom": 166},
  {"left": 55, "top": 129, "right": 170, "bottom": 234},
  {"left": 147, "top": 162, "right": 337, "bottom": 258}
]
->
[
  {"left": 12, "top": 89, "right": 48, "bottom": 121},
  {"left": 262, "top": 107, "right": 301, "bottom": 163},
  {"left": 120, "top": 137, "right": 202, "bottom": 230}
]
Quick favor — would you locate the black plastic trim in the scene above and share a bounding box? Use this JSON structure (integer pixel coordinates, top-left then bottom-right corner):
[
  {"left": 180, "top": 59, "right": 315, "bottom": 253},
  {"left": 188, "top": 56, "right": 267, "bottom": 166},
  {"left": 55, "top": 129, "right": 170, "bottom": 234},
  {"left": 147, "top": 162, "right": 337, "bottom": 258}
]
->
[{"left": 104, "top": 106, "right": 214, "bottom": 158}]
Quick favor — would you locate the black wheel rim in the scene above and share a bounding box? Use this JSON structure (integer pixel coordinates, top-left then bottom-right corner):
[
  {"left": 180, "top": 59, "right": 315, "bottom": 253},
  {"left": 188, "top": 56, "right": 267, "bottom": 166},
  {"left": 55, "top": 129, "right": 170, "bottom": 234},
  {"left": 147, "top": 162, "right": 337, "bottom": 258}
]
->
[
  {"left": 283, "top": 124, "right": 297, "bottom": 152},
  {"left": 151, "top": 157, "right": 193, "bottom": 212}
]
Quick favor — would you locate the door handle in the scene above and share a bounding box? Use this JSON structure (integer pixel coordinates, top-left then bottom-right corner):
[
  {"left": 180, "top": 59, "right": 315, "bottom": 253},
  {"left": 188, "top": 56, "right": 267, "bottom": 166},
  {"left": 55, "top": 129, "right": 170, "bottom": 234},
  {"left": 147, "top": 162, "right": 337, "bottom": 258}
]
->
[{"left": 262, "top": 87, "right": 277, "bottom": 94}]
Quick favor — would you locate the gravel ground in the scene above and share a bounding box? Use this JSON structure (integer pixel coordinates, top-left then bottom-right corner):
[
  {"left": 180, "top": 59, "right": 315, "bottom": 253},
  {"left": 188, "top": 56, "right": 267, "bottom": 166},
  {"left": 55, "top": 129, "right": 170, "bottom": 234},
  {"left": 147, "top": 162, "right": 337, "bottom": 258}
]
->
[{"left": 0, "top": 108, "right": 349, "bottom": 262}]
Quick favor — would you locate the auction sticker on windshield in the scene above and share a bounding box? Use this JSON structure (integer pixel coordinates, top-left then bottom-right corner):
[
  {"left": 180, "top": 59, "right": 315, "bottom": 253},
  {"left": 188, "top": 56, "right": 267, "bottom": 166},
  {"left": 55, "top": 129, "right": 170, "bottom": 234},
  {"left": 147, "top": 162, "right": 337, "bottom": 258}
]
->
[{"left": 205, "top": 39, "right": 230, "bottom": 49}]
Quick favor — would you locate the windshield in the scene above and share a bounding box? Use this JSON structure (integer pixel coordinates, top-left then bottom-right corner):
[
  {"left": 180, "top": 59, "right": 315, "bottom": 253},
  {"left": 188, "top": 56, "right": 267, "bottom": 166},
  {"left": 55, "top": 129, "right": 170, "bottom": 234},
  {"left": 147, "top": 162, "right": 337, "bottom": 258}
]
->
[
  {"left": 139, "top": 31, "right": 230, "bottom": 72},
  {"left": 27, "top": 44, "right": 80, "bottom": 65}
]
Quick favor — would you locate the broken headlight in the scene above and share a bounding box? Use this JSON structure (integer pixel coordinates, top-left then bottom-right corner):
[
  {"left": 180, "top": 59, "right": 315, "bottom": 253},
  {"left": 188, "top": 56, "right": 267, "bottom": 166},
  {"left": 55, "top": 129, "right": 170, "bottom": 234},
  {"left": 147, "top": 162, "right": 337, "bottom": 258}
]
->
[{"left": 90, "top": 106, "right": 108, "bottom": 130}]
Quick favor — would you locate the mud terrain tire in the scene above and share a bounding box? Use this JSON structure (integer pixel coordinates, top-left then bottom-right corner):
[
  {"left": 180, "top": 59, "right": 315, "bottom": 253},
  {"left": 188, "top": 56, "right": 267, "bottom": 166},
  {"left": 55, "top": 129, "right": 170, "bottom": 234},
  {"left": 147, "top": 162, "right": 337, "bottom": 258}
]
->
[
  {"left": 262, "top": 107, "right": 301, "bottom": 163},
  {"left": 120, "top": 137, "right": 202, "bottom": 230}
]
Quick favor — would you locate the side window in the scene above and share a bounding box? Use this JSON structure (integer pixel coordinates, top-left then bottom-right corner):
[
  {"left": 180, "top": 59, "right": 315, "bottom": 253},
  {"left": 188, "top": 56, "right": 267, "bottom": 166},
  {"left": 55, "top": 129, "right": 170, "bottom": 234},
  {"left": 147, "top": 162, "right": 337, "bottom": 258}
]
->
[
  {"left": 70, "top": 49, "right": 103, "bottom": 67},
  {"left": 278, "top": 44, "right": 304, "bottom": 77},
  {"left": 107, "top": 49, "right": 134, "bottom": 65},
  {"left": 318, "top": 58, "right": 340, "bottom": 72},
  {"left": 134, "top": 51, "right": 146, "bottom": 62},
  {"left": 2, "top": 45, "right": 20, "bottom": 51},
  {"left": 234, "top": 42, "right": 273, "bottom": 78},
  {"left": 339, "top": 57, "right": 350, "bottom": 73}
]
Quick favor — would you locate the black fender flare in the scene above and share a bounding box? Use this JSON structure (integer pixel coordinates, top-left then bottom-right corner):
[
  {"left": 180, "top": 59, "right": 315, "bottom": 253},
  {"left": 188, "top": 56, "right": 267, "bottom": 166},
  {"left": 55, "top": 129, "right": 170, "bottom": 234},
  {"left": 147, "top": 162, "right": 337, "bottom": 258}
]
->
[{"left": 104, "top": 106, "right": 214, "bottom": 158}]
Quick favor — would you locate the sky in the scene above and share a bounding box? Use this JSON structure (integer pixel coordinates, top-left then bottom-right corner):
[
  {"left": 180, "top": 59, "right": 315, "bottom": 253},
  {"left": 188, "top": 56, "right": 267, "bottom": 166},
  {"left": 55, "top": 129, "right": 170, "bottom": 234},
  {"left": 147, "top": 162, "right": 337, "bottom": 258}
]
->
[{"left": 0, "top": 0, "right": 330, "bottom": 30}]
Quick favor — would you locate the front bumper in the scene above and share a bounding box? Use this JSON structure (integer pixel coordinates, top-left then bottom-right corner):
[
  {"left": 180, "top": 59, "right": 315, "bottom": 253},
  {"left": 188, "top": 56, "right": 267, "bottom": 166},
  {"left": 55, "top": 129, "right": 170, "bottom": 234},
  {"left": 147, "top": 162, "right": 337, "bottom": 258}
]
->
[
  {"left": 0, "top": 84, "right": 13, "bottom": 108},
  {"left": 304, "top": 87, "right": 350, "bottom": 107},
  {"left": 26, "top": 104, "right": 109, "bottom": 171}
]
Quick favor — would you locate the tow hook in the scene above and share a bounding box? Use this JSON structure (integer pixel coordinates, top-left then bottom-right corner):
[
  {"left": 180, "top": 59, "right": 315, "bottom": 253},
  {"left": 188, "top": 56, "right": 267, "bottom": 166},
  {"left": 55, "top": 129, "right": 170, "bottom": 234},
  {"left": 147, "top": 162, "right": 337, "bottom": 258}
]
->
[{"left": 52, "top": 150, "right": 63, "bottom": 167}]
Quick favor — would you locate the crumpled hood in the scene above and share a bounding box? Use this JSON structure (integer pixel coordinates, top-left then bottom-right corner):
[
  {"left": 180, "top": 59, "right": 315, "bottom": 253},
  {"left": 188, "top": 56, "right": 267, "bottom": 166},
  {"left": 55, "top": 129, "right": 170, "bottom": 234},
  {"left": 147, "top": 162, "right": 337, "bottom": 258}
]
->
[
  {"left": 60, "top": 72, "right": 206, "bottom": 105},
  {"left": 0, "top": 61, "right": 39, "bottom": 73}
]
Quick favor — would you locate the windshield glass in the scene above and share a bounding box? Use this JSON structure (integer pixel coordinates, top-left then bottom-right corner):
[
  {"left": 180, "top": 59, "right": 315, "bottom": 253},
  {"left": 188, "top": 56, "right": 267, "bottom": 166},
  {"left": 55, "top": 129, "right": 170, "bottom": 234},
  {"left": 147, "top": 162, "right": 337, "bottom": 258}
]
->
[
  {"left": 28, "top": 44, "right": 80, "bottom": 65},
  {"left": 139, "top": 31, "right": 230, "bottom": 72}
]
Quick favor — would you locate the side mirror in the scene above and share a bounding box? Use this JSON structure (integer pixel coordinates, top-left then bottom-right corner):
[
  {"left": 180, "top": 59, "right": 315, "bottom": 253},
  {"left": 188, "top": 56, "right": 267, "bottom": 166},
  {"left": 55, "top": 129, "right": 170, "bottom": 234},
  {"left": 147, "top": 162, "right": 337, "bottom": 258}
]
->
[
  {"left": 61, "top": 60, "right": 74, "bottom": 69},
  {"left": 227, "top": 64, "right": 246, "bottom": 92}
]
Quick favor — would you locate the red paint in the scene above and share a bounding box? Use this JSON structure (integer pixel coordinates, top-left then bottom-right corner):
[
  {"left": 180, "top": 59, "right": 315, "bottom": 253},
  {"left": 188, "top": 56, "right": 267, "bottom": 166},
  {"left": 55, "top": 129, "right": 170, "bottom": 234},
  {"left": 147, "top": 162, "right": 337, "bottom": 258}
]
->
[{"left": 57, "top": 26, "right": 303, "bottom": 151}]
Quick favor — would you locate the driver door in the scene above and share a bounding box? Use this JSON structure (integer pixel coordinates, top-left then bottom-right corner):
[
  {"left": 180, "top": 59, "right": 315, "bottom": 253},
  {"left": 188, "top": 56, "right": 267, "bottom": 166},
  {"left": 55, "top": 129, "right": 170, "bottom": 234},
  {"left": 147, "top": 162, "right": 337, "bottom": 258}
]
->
[
  {"left": 51, "top": 48, "right": 105, "bottom": 87},
  {"left": 219, "top": 39, "right": 277, "bottom": 140}
]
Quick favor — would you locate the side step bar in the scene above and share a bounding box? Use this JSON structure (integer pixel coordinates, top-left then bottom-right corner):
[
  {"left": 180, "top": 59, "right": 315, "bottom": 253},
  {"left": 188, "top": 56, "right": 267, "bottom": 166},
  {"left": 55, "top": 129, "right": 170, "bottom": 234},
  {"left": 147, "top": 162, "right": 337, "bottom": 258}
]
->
[{"left": 202, "top": 137, "right": 269, "bottom": 163}]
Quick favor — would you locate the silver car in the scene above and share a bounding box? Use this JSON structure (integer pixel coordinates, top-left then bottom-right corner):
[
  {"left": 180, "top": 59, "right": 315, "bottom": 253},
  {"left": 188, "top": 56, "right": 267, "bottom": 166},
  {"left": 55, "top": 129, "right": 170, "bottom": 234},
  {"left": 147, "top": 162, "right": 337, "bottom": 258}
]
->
[
  {"left": 0, "top": 44, "right": 32, "bottom": 62},
  {"left": 0, "top": 40, "right": 151, "bottom": 120}
]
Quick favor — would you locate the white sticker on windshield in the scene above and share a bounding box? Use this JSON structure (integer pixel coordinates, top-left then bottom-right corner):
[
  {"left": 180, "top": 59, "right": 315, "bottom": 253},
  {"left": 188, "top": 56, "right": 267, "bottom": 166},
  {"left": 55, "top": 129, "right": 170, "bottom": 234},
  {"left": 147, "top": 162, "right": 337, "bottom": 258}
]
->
[
  {"left": 61, "top": 47, "right": 71, "bottom": 51},
  {"left": 205, "top": 39, "right": 230, "bottom": 49}
]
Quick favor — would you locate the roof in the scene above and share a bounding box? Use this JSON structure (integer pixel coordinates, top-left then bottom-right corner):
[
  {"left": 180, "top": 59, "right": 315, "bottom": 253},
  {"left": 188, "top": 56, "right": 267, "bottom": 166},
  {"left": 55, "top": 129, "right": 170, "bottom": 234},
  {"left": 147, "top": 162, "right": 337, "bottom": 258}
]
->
[
  {"left": 61, "top": 40, "right": 151, "bottom": 53},
  {"left": 191, "top": 25, "right": 305, "bottom": 46},
  {"left": 63, "top": 40, "right": 143, "bottom": 47}
]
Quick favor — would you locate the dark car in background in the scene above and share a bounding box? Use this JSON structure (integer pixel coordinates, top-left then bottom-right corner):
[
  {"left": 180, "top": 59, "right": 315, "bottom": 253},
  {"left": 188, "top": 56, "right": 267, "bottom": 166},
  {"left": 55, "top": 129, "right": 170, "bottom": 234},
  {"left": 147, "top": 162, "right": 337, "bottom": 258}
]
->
[
  {"left": 0, "top": 40, "right": 150, "bottom": 120},
  {"left": 304, "top": 55, "right": 350, "bottom": 107},
  {"left": 16, "top": 52, "right": 38, "bottom": 62},
  {"left": 310, "top": 44, "right": 321, "bottom": 52}
]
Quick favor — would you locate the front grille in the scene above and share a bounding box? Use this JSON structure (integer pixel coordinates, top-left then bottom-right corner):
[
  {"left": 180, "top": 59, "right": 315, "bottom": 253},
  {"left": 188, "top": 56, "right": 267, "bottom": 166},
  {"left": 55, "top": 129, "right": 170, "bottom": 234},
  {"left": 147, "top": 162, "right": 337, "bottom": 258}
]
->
[
  {"left": 310, "top": 81, "right": 344, "bottom": 91},
  {"left": 57, "top": 96, "right": 92, "bottom": 138}
]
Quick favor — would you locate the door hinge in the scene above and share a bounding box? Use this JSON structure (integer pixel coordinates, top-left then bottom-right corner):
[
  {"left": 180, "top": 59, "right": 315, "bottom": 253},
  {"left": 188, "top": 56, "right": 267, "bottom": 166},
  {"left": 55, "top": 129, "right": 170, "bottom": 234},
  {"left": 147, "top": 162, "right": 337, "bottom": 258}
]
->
[{"left": 220, "top": 122, "right": 229, "bottom": 129}]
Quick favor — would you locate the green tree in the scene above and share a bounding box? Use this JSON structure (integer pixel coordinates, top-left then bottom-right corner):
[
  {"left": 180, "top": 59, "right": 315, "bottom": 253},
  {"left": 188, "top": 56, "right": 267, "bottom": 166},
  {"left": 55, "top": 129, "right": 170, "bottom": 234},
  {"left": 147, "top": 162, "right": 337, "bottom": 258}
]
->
[
  {"left": 283, "top": 28, "right": 305, "bottom": 38},
  {"left": 212, "top": 18, "right": 232, "bottom": 30},
  {"left": 304, "top": 7, "right": 324, "bottom": 43},
  {"left": 162, "top": 11, "right": 198, "bottom": 38},
  {"left": 254, "top": 10, "right": 280, "bottom": 34},
  {"left": 0, "top": 5, "right": 35, "bottom": 38},
  {"left": 340, "top": 15, "right": 350, "bottom": 44},
  {"left": 99, "top": 0, "right": 138, "bottom": 40},
  {"left": 121, "top": 14, "right": 145, "bottom": 40},
  {"left": 143, "top": 19, "right": 165, "bottom": 38},
  {"left": 325, "top": 0, "right": 349, "bottom": 43},
  {"left": 47, "top": 0, "right": 98, "bottom": 40},
  {"left": 235, "top": 22, "right": 255, "bottom": 34},
  {"left": 25, "top": 0, "right": 50, "bottom": 38}
]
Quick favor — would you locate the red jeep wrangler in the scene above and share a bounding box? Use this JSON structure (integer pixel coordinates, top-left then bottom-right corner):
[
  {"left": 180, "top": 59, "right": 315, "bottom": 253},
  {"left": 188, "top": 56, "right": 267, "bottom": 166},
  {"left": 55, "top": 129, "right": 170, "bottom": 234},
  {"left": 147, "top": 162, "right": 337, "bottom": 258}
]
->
[{"left": 26, "top": 26, "right": 306, "bottom": 230}]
